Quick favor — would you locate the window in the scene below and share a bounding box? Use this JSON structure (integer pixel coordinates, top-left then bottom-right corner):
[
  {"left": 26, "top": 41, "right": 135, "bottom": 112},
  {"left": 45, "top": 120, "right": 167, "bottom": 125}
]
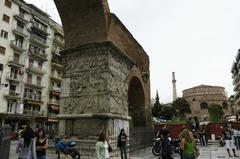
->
[
  {"left": 29, "top": 59, "right": 34, "bottom": 67},
  {"left": 2, "top": 14, "right": 10, "bottom": 23},
  {"left": 15, "top": 35, "right": 24, "bottom": 48},
  {"left": 19, "top": 9, "right": 25, "bottom": 18},
  {"left": 10, "top": 67, "right": 18, "bottom": 79},
  {"left": 27, "top": 73, "right": 32, "bottom": 84},
  {"left": 0, "top": 46, "right": 6, "bottom": 55},
  {"left": 37, "top": 76, "right": 41, "bottom": 85},
  {"left": 38, "top": 61, "right": 43, "bottom": 69},
  {"left": 5, "top": 0, "right": 12, "bottom": 8},
  {"left": 0, "top": 30, "right": 8, "bottom": 39},
  {"left": 16, "top": 22, "right": 24, "bottom": 33},
  {"left": 13, "top": 53, "right": 20, "bottom": 64},
  {"left": 7, "top": 102, "right": 14, "bottom": 113},
  {"left": 200, "top": 102, "right": 208, "bottom": 109}
]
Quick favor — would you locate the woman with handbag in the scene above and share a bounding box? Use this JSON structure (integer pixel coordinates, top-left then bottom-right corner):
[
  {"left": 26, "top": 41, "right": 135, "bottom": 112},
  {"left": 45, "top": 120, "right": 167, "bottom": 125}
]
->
[
  {"left": 180, "top": 129, "right": 199, "bottom": 159},
  {"left": 96, "top": 131, "right": 111, "bottom": 159}
]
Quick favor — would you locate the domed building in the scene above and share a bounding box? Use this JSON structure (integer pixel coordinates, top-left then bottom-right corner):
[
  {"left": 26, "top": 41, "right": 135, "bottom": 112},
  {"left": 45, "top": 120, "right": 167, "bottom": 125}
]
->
[{"left": 182, "top": 85, "right": 233, "bottom": 121}]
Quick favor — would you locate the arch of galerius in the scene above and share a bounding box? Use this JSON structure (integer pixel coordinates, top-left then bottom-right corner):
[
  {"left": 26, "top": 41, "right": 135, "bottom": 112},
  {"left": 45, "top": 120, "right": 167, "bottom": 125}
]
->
[{"left": 54, "top": 0, "right": 152, "bottom": 156}]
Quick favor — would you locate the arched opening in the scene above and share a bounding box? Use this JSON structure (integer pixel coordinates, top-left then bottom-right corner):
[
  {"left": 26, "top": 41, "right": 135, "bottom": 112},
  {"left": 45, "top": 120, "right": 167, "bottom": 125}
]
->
[
  {"left": 200, "top": 102, "right": 208, "bottom": 109},
  {"left": 222, "top": 102, "right": 228, "bottom": 110},
  {"left": 128, "top": 77, "right": 146, "bottom": 128}
]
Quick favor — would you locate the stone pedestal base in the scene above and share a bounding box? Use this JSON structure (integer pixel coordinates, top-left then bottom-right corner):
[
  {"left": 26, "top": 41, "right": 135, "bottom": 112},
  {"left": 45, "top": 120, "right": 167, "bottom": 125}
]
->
[{"left": 58, "top": 113, "right": 130, "bottom": 157}]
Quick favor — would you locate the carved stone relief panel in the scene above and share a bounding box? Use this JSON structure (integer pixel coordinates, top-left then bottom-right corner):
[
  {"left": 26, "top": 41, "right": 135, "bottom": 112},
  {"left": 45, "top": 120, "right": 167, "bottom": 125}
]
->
[
  {"left": 61, "top": 48, "right": 108, "bottom": 77},
  {"left": 61, "top": 95, "right": 109, "bottom": 114}
]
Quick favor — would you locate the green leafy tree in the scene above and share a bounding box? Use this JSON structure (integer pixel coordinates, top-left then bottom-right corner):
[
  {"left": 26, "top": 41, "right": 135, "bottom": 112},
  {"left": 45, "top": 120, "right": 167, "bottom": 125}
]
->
[
  {"left": 172, "top": 97, "right": 191, "bottom": 119},
  {"left": 152, "top": 91, "right": 162, "bottom": 117},
  {"left": 160, "top": 104, "right": 174, "bottom": 120},
  {"left": 208, "top": 104, "right": 224, "bottom": 122}
]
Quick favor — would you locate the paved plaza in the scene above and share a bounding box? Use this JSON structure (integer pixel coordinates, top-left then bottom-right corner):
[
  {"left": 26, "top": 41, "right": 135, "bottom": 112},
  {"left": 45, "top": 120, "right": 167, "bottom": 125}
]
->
[{"left": 8, "top": 140, "right": 240, "bottom": 159}]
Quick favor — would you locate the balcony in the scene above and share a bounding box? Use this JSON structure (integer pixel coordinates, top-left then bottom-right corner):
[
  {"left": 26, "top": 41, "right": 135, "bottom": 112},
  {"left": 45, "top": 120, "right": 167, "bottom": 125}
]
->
[
  {"left": 10, "top": 40, "right": 27, "bottom": 53},
  {"left": 53, "top": 36, "right": 64, "bottom": 47},
  {"left": 23, "top": 110, "right": 44, "bottom": 116},
  {"left": 31, "top": 23, "right": 48, "bottom": 36},
  {"left": 27, "top": 65, "right": 46, "bottom": 75},
  {"left": 30, "top": 34, "right": 48, "bottom": 48},
  {"left": 25, "top": 80, "right": 44, "bottom": 89},
  {"left": 48, "top": 99, "right": 60, "bottom": 106},
  {"left": 8, "top": 58, "right": 24, "bottom": 68},
  {"left": 13, "top": 26, "right": 28, "bottom": 37},
  {"left": 234, "top": 82, "right": 240, "bottom": 92},
  {"left": 29, "top": 50, "right": 47, "bottom": 61},
  {"left": 14, "top": 13, "right": 28, "bottom": 24},
  {"left": 51, "top": 60, "right": 63, "bottom": 70},
  {"left": 50, "top": 73, "right": 62, "bottom": 82},
  {"left": 52, "top": 48, "right": 61, "bottom": 56},
  {"left": 24, "top": 92, "right": 42, "bottom": 102},
  {"left": 5, "top": 72, "right": 22, "bottom": 83},
  {"left": 4, "top": 90, "right": 21, "bottom": 100},
  {"left": 48, "top": 113, "right": 58, "bottom": 118},
  {"left": 50, "top": 86, "right": 61, "bottom": 94}
]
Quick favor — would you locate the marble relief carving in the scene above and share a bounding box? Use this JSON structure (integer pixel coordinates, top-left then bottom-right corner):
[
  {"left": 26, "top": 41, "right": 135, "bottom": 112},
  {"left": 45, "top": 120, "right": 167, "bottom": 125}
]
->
[{"left": 60, "top": 46, "right": 131, "bottom": 115}]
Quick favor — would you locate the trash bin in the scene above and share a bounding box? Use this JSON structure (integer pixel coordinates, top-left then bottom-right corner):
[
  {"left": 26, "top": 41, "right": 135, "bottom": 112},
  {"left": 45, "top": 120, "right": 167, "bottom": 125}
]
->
[{"left": 0, "top": 126, "right": 11, "bottom": 159}]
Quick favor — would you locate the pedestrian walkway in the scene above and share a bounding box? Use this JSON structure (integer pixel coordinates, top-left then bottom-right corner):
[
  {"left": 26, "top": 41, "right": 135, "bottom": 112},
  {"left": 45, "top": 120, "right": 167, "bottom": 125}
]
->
[{"left": 9, "top": 140, "right": 240, "bottom": 159}]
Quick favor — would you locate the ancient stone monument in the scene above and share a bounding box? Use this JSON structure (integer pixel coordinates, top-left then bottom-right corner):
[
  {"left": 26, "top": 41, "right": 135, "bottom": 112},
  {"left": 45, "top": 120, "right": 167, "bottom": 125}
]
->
[{"left": 54, "top": 0, "right": 151, "bottom": 155}]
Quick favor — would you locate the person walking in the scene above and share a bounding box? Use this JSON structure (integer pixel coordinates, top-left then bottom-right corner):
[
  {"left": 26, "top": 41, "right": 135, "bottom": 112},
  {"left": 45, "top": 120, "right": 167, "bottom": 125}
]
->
[
  {"left": 180, "top": 129, "right": 198, "bottom": 159},
  {"left": 36, "top": 128, "right": 48, "bottom": 159},
  {"left": 161, "top": 130, "right": 172, "bottom": 159},
  {"left": 20, "top": 124, "right": 37, "bottom": 159},
  {"left": 96, "top": 131, "right": 110, "bottom": 159},
  {"left": 16, "top": 131, "right": 24, "bottom": 159},
  {"left": 117, "top": 129, "right": 128, "bottom": 159},
  {"left": 222, "top": 125, "right": 238, "bottom": 157},
  {"left": 199, "top": 126, "right": 207, "bottom": 146}
]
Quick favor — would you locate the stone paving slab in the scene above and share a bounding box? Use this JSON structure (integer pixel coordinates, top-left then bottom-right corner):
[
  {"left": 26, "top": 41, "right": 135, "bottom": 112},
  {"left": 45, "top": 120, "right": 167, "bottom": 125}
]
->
[{"left": 9, "top": 140, "right": 240, "bottom": 159}]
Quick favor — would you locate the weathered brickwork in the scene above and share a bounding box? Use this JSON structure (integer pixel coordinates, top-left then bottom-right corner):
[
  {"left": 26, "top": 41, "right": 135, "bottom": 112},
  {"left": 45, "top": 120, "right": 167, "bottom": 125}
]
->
[
  {"left": 54, "top": 0, "right": 151, "bottom": 156},
  {"left": 183, "top": 85, "right": 233, "bottom": 120}
]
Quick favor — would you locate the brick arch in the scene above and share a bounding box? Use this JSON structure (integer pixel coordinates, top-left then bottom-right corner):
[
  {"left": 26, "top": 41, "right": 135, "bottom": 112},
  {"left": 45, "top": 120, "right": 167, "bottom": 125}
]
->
[
  {"left": 127, "top": 66, "right": 148, "bottom": 128},
  {"left": 128, "top": 76, "right": 146, "bottom": 128},
  {"left": 54, "top": 0, "right": 110, "bottom": 48}
]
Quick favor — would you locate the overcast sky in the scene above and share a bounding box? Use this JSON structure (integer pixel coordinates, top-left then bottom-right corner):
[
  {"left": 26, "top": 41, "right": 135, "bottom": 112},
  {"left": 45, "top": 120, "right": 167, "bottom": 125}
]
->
[{"left": 25, "top": 0, "right": 240, "bottom": 103}]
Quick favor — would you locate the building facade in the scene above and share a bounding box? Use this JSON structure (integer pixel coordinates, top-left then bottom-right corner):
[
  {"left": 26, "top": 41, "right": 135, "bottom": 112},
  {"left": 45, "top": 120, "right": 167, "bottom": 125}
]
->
[
  {"left": 182, "top": 85, "right": 232, "bottom": 121},
  {"left": 231, "top": 49, "right": 240, "bottom": 115},
  {"left": 0, "top": 0, "right": 64, "bottom": 133}
]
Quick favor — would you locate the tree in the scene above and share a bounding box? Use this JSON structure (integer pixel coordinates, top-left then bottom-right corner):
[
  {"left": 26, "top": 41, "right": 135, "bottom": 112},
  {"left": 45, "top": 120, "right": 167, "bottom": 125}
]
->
[
  {"left": 172, "top": 97, "right": 191, "bottom": 119},
  {"left": 208, "top": 104, "right": 224, "bottom": 122},
  {"left": 160, "top": 104, "right": 174, "bottom": 120},
  {"left": 152, "top": 91, "right": 162, "bottom": 117}
]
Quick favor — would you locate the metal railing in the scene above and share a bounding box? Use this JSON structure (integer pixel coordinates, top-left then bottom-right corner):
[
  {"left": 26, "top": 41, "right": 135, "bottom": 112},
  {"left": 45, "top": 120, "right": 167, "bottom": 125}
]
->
[
  {"left": 30, "top": 34, "right": 47, "bottom": 44},
  {"left": 23, "top": 110, "right": 44, "bottom": 116},
  {"left": 32, "top": 22, "right": 48, "bottom": 33},
  {"left": 49, "top": 99, "right": 60, "bottom": 105},
  {"left": 6, "top": 72, "right": 21, "bottom": 81},
  {"left": 10, "top": 40, "right": 26, "bottom": 51},
  {"left": 8, "top": 90, "right": 20, "bottom": 97},
  {"left": 24, "top": 92, "right": 42, "bottom": 101},
  {"left": 29, "top": 49, "right": 47, "bottom": 59}
]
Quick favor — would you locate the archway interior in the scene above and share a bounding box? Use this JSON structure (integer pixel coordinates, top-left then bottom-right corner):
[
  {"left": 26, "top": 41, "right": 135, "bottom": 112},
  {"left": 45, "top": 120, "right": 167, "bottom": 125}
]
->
[{"left": 128, "top": 77, "right": 146, "bottom": 128}]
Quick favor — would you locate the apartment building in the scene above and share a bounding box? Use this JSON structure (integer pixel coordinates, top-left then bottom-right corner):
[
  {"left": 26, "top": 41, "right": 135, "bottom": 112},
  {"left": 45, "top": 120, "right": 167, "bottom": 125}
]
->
[
  {"left": 0, "top": 0, "right": 64, "bottom": 133},
  {"left": 231, "top": 49, "right": 240, "bottom": 115}
]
